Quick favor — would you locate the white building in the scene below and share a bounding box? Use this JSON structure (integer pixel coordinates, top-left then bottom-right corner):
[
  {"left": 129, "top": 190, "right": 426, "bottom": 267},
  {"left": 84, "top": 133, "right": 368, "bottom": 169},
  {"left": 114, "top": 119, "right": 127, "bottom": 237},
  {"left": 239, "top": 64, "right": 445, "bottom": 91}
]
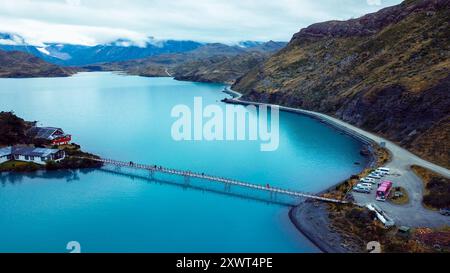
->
[
  {"left": 0, "top": 146, "right": 65, "bottom": 165},
  {"left": 0, "top": 147, "right": 11, "bottom": 164}
]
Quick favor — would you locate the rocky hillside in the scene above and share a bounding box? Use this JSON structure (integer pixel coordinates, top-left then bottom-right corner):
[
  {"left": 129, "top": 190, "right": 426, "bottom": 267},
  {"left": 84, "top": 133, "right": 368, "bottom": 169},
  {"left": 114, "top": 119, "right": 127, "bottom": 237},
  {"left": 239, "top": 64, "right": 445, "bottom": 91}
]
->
[
  {"left": 169, "top": 43, "right": 285, "bottom": 84},
  {"left": 94, "top": 41, "right": 286, "bottom": 81},
  {"left": 0, "top": 50, "right": 75, "bottom": 78},
  {"left": 233, "top": 0, "right": 450, "bottom": 168},
  {"left": 172, "top": 52, "right": 269, "bottom": 84}
]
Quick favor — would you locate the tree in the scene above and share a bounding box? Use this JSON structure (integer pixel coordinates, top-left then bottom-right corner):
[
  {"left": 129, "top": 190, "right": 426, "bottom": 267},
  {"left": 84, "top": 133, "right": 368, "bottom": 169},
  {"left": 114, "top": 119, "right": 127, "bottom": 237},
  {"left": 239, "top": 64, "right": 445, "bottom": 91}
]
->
[{"left": 0, "top": 111, "right": 30, "bottom": 145}]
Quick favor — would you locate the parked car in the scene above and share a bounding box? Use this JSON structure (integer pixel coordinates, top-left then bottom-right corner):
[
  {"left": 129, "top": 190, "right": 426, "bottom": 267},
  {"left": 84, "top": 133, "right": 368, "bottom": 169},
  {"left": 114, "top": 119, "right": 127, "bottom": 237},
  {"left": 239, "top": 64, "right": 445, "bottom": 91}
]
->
[
  {"left": 353, "top": 185, "right": 371, "bottom": 194},
  {"left": 360, "top": 177, "right": 376, "bottom": 184},
  {"left": 440, "top": 208, "right": 450, "bottom": 216},
  {"left": 368, "top": 172, "right": 382, "bottom": 179},
  {"left": 377, "top": 167, "right": 390, "bottom": 175},
  {"left": 358, "top": 183, "right": 373, "bottom": 189},
  {"left": 373, "top": 170, "right": 386, "bottom": 177}
]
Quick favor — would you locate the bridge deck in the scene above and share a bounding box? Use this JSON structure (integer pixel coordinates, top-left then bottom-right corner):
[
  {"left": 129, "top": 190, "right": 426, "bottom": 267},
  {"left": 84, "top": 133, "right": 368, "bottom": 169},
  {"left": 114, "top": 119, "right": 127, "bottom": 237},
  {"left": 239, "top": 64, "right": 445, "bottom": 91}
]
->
[{"left": 81, "top": 157, "right": 348, "bottom": 204}]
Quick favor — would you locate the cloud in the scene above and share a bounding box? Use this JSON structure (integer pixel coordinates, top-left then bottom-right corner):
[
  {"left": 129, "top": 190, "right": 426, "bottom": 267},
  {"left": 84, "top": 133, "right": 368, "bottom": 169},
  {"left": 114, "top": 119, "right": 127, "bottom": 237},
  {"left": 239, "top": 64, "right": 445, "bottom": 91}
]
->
[
  {"left": 0, "top": 0, "right": 402, "bottom": 46},
  {"left": 367, "top": 0, "right": 382, "bottom": 6},
  {"left": 0, "top": 33, "right": 26, "bottom": 45},
  {"left": 65, "top": 0, "right": 81, "bottom": 6}
]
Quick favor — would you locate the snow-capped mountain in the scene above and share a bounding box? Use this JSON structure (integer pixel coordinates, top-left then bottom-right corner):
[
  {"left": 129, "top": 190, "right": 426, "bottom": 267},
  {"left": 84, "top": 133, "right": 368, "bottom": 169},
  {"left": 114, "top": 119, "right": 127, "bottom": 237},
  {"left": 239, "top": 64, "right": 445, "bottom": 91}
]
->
[
  {"left": 0, "top": 32, "right": 286, "bottom": 67},
  {"left": 0, "top": 33, "right": 204, "bottom": 66}
]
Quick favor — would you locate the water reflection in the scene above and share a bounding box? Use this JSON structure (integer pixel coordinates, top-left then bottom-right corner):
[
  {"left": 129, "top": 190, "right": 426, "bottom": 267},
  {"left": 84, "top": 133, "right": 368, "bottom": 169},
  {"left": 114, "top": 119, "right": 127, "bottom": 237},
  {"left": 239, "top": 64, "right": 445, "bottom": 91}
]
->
[
  {"left": 96, "top": 167, "right": 300, "bottom": 207},
  {"left": 0, "top": 168, "right": 95, "bottom": 185}
]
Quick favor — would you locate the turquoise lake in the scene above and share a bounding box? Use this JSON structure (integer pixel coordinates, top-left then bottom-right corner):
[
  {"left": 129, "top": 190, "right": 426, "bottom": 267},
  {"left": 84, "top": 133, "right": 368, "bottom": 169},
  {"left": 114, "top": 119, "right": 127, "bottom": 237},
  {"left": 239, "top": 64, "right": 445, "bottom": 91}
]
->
[{"left": 0, "top": 72, "right": 368, "bottom": 253}]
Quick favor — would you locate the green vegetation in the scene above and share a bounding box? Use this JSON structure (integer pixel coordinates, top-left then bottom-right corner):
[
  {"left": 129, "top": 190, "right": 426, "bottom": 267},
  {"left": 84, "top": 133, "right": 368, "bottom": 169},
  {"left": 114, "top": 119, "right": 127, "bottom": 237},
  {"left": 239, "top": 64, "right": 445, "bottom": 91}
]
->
[
  {"left": 46, "top": 143, "right": 102, "bottom": 170},
  {"left": 423, "top": 178, "right": 450, "bottom": 209},
  {"left": 0, "top": 111, "right": 51, "bottom": 147},
  {"left": 388, "top": 187, "right": 410, "bottom": 205},
  {"left": 0, "top": 160, "right": 42, "bottom": 172},
  {"left": 412, "top": 165, "right": 450, "bottom": 210},
  {"left": 0, "top": 111, "right": 32, "bottom": 146}
]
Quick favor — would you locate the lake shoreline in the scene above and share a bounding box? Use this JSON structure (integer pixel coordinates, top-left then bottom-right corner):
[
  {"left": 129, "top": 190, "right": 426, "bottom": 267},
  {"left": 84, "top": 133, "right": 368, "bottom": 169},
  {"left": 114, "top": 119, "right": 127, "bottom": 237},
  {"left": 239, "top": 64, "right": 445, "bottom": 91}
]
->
[
  {"left": 222, "top": 87, "right": 378, "bottom": 167},
  {"left": 221, "top": 86, "right": 378, "bottom": 253},
  {"left": 288, "top": 201, "right": 361, "bottom": 253},
  {"left": 0, "top": 73, "right": 376, "bottom": 252}
]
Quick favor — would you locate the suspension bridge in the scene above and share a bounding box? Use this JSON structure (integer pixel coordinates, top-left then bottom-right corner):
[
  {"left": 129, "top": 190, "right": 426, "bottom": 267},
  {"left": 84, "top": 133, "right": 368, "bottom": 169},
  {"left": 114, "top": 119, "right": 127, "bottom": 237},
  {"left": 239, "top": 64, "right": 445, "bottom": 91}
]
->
[{"left": 78, "top": 157, "right": 349, "bottom": 205}]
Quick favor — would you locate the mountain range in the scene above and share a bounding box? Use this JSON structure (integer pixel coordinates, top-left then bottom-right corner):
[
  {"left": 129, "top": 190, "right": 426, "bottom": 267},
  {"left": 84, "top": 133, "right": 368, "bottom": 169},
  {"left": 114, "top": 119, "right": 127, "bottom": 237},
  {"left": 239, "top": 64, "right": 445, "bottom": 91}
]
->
[
  {"left": 0, "top": 33, "right": 285, "bottom": 67},
  {"left": 0, "top": 32, "right": 286, "bottom": 80},
  {"left": 93, "top": 41, "right": 287, "bottom": 81}
]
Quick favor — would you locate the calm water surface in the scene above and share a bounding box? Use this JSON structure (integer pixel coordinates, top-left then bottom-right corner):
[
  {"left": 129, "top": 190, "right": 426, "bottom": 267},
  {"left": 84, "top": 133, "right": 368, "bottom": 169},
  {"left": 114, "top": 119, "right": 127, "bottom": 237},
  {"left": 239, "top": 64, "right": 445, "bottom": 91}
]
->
[{"left": 0, "top": 72, "right": 368, "bottom": 252}]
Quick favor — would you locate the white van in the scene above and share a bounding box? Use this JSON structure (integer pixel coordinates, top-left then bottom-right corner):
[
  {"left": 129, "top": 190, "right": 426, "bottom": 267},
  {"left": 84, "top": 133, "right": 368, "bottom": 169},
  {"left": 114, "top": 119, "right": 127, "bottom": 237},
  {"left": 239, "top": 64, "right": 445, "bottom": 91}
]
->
[{"left": 366, "top": 204, "right": 395, "bottom": 227}]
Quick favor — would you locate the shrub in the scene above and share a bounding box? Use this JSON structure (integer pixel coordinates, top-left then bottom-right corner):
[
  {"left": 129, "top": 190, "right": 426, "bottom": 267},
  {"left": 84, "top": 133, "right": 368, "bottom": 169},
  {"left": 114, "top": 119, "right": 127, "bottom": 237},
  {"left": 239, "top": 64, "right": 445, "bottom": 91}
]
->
[
  {"left": 45, "top": 161, "right": 59, "bottom": 171},
  {"left": 346, "top": 208, "right": 373, "bottom": 228},
  {"left": 423, "top": 177, "right": 450, "bottom": 209},
  {"left": 0, "top": 161, "right": 41, "bottom": 172}
]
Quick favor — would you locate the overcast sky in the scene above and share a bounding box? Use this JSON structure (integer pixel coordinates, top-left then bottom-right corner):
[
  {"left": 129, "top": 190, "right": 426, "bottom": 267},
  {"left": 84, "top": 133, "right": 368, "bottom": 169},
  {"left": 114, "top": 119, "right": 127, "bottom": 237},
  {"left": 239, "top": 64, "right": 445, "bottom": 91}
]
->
[{"left": 0, "top": 0, "right": 402, "bottom": 46}]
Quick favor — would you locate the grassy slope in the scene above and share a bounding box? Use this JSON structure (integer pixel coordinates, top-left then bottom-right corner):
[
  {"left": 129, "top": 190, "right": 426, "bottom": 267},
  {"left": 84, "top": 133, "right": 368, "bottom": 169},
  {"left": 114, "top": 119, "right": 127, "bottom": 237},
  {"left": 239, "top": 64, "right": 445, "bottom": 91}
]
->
[
  {"left": 172, "top": 52, "right": 269, "bottom": 84},
  {"left": 0, "top": 160, "right": 42, "bottom": 172},
  {"left": 233, "top": 0, "right": 450, "bottom": 168}
]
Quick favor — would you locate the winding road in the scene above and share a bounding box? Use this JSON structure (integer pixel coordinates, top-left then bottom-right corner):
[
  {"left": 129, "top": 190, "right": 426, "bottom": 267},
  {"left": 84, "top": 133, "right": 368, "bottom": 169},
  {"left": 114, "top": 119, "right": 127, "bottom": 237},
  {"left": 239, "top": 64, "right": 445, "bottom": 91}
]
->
[
  {"left": 165, "top": 68, "right": 172, "bottom": 77},
  {"left": 225, "top": 87, "right": 450, "bottom": 228}
]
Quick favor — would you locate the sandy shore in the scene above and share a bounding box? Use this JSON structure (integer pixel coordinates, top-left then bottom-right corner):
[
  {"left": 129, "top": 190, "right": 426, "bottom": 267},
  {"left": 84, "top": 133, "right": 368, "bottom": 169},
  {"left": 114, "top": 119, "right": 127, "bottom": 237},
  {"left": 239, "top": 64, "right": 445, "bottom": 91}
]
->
[{"left": 289, "top": 201, "right": 360, "bottom": 253}]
